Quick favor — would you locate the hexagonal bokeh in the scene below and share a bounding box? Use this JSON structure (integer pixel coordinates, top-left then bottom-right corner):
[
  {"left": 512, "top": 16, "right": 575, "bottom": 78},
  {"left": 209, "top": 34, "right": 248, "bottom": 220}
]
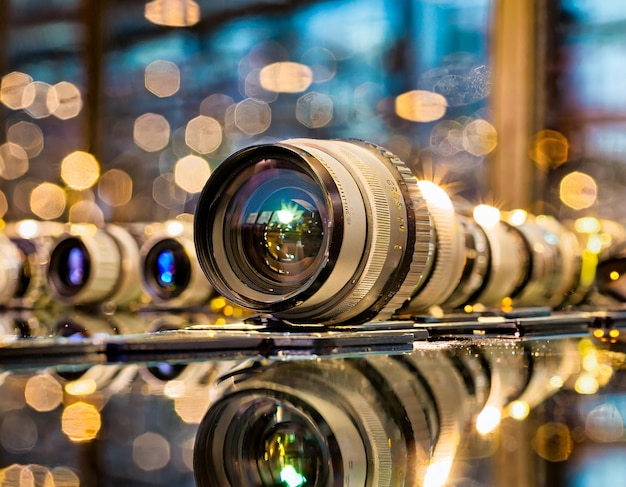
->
[
  {"left": 185, "top": 116, "right": 222, "bottom": 154},
  {"left": 296, "top": 91, "right": 333, "bottom": 128}
]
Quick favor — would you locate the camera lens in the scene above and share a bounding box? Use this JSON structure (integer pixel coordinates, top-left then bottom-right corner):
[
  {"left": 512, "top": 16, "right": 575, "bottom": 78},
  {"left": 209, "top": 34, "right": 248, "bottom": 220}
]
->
[
  {"left": 48, "top": 224, "right": 143, "bottom": 306},
  {"left": 195, "top": 138, "right": 435, "bottom": 325},
  {"left": 145, "top": 240, "right": 191, "bottom": 298},
  {"left": 141, "top": 221, "right": 214, "bottom": 307}
]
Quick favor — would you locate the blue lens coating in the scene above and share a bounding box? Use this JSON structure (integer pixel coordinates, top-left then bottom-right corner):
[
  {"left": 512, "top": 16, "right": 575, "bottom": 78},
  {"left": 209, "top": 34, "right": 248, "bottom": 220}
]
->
[
  {"left": 157, "top": 249, "right": 175, "bottom": 287},
  {"left": 67, "top": 247, "right": 85, "bottom": 286}
]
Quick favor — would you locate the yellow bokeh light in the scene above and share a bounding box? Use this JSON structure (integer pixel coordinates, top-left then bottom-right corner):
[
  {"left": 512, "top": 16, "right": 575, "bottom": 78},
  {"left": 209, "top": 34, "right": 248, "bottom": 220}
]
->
[
  {"left": 61, "top": 402, "right": 101, "bottom": 442},
  {"left": 145, "top": 60, "right": 180, "bottom": 98},
  {"left": 134, "top": 113, "right": 171, "bottom": 152},
  {"left": 610, "top": 271, "right": 620, "bottom": 281},
  {"left": 473, "top": 204, "right": 501, "bottom": 228},
  {"left": 507, "top": 209, "right": 528, "bottom": 226},
  {"left": 98, "top": 169, "right": 133, "bottom": 207},
  {"left": 61, "top": 151, "right": 100, "bottom": 190},
  {"left": 174, "top": 386, "right": 212, "bottom": 424},
  {"left": 259, "top": 62, "right": 313, "bottom": 93},
  {"left": 30, "top": 183, "right": 66, "bottom": 220},
  {"left": 25, "top": 374, "right": 63, "bottom": 412},
  {"left": 509, "top": 400, "right": 530, "bottom": 420},
  {"left": 533, "top": 422, "right": 573, "bottom": 462},
  {"left": 185, "top": 115, "right": 222, "bottom": 154},
  {"left": 463, "top": 119, "right": 498, "bottom": 156},
  {"left": 174, "top": 155, "right": 212, "bottom": 193},
  {"left": 51, "top": 81, "right": 83, "bottom": 120},
  {"left": 0, "top": 71, "right": 33, "bottom": 109},
  {"left": 395, "top": 90, "right": 447, "bottom": 123},
  {"left": 69, "top": 200, "right": 105, "bottom": 226},
  {"left": 145, "top": 0, "right": 200, "bottom": 27},
  {"left": 559, "top": 171, "right": 597, "bottom": 210},
  {"left": 529, "top": 129, "right": 569, "bottom": 170},
  {"left": 575, "top": 374, "right": 599, "bottom": 395},
  {"left": 574, "top": 217, "right": 601, "bottom": 234}
]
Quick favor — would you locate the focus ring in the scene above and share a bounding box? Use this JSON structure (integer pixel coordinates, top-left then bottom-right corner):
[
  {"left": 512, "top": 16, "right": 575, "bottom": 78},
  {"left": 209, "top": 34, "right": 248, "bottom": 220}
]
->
[{"left": 352, "top": 142, "right": 435, "bottom": 320}]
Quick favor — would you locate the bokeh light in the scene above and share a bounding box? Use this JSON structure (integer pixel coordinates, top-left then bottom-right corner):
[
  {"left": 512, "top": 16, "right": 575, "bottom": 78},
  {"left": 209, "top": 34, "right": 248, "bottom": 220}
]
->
[
  {"left": 23, "top": 81, "right": 58, "bottom": 119},
  {"left": 174, "top": 155, "right": 211, "bottom": 193},
  {"left": 559, "top": 171, "right": 598, "bottom": 210},
  {"left": 301, "top": 46, "right": 337, "bottom": 83},
  {"left": 529, "top": 129, "right": 569, "bottom": 170},
  {"left": 185, "top": 116, "right": 222, "bottom": 154},
  {"left": 134, "top": 113, "right": 171, "bottom": 152},
  {"left": 145, "top": 60, "right": 180, "bottom": 98},
  {"left": 296, "top": 91, "right": 334, "bottom": 128},
  {"left": 463, "top": 119, "right": 497, "bottom": 156},
  {"left": 0, "top": 411, "right": 38, "bottom": 453},
  {"left": 199, "top": 93, "right": 234, "bottom": 123},
  {"left": 61, "top": 151, "right": 101, "bottom": 190},
  {"left": 533, "top": 422, "right": 573, "bottom": 462},
  {"left": 30, "top": 183, "right": 66, "bottom": 219},
  {"left": 233, "top": 98, "right": 271, "bottom": 135},
  {"left": 24, "top": 374, "right": 63, "bottom": 412},
  {"left": 7, "top": 121, "right": 44, "bottom": 158},
  {"left": 61, "top": 401, "right": 101, "bottom": 442},
  {"left": 153, "top": 173, "right": 187, "bottom": 209},
  {"left": 395, "top": 90, "right": 447, "bottom": 122},
  {"left": 0, "top": 142, "right": 29, "bottom": 180},
  {"left": 69, "top": 200, "right": 105, "bottom": 226},
  {"left": 259, "top": 61, "right": 313, "bottom": 93},
  {"left": 133, "top": 432, "right": 171, "bottom": 471},
  {"left": 145, "top": 0, "right": 200, "bottom": 27},
  {"left": 0, "top": 71, "right": 33, "bottom": 109},
  {"left": 430, "top": 120, "right": 465, "bottom": 156},
  {"left": 51, "top": 81, "right": 83, "bottom": 120},
  {"left": 473, "top": 204, "right": 501, "bottom": 228},
  {"left": 98, "top": 169, "right": 133, "bottom": 207}
]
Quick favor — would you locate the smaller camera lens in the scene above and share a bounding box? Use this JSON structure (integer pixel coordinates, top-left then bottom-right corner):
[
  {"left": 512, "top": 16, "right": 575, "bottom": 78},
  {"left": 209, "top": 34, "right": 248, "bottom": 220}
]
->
[
  {"left": 50, "top": 238, "right": 90, "bottom": 297},
  {"left": 144, "top": 239, "right": 191, "bottom": 299}
]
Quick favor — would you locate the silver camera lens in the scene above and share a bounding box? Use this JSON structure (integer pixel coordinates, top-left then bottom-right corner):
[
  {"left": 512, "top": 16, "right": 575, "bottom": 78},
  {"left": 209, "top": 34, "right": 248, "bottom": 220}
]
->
[
  {"left": 194, "top": 138, "right": 435, "bottom": 325},
  {"left": 140, "top": 221, "right": 214, "bottom": 308},
  {"left": 47, "top": 224, "right": 142, "bottom": 307}
]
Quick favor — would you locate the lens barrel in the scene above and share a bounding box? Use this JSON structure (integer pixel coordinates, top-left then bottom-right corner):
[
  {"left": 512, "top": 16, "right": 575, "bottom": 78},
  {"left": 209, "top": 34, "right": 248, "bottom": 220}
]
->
[{"left": 194, "top": 138, "right": 594, "bottom": 324}]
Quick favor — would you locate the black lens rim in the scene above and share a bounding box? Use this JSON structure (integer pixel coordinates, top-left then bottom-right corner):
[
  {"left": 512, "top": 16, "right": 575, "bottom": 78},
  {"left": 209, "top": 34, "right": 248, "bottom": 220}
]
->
[
  {"left": 48, "top": 237, "right": 91, "bottom": 297},
  {"left": 194, "top": 144, "right": 343, "bottom": 312}
]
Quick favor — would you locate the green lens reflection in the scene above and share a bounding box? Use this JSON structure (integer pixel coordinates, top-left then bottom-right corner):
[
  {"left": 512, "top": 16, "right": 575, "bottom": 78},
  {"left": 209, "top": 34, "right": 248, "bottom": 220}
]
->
[
  {"left": 235, "top": 166, "right": 326, "bottom": 287},
  {"left": 257, "top": 421, "right": 322, "bottom": 487}
]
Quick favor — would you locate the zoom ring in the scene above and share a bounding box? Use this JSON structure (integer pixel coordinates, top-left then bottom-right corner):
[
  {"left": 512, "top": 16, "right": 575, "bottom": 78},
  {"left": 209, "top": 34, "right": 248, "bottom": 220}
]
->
[{"left": 358, "top": 143, "right": 435, "bottom": 320}]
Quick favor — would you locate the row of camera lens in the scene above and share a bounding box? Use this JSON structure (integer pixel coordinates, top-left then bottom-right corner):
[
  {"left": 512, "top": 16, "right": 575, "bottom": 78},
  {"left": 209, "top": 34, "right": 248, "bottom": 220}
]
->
[
  {"left": 193, "top": 138, "right": 618, "bottom": 326},
  {"left": 0, "top": 219, "right": 214, "bottom": 311}
]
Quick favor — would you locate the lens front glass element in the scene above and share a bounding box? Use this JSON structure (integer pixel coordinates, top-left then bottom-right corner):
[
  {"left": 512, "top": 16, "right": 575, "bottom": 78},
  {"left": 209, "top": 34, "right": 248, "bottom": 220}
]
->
[
  {"left": 49, "top": 238, "right": 91, "bottom": 296},
  {"left": 257, "top": 422, "right": 322, "bottom": 487},
  {"left": 225, "top": 161, "right": 328, "bottom": 292},
  {"left": 144, "top": 239, "right": 191, "bottom": 299}
]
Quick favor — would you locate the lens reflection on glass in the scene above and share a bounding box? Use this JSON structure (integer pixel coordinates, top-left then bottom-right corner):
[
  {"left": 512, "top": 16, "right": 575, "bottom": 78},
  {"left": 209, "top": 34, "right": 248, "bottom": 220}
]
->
[{"left": 258, "top": 422, "right": 321, "bottom": 487}]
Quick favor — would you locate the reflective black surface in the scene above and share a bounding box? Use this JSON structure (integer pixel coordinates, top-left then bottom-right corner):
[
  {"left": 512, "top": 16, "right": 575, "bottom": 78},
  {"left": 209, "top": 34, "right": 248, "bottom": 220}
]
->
[{"left": 2, "top": 310, "right": 626, "bottom": 486}]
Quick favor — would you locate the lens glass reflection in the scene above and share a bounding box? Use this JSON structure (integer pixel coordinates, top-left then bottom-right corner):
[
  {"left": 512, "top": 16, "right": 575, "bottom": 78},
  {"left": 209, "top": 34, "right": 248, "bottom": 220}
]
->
[
  {"left": 157, "top": 249, "right": 176, "bottom": 289},
  {"left": 227, "top": 162, "right": 327, "bottom": 289},
  {"left": 258, "top": 422, "right": 320, "bottom": 487},
  {"left": 67, "top": 247, "right": 85, "bottom": 286}
]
